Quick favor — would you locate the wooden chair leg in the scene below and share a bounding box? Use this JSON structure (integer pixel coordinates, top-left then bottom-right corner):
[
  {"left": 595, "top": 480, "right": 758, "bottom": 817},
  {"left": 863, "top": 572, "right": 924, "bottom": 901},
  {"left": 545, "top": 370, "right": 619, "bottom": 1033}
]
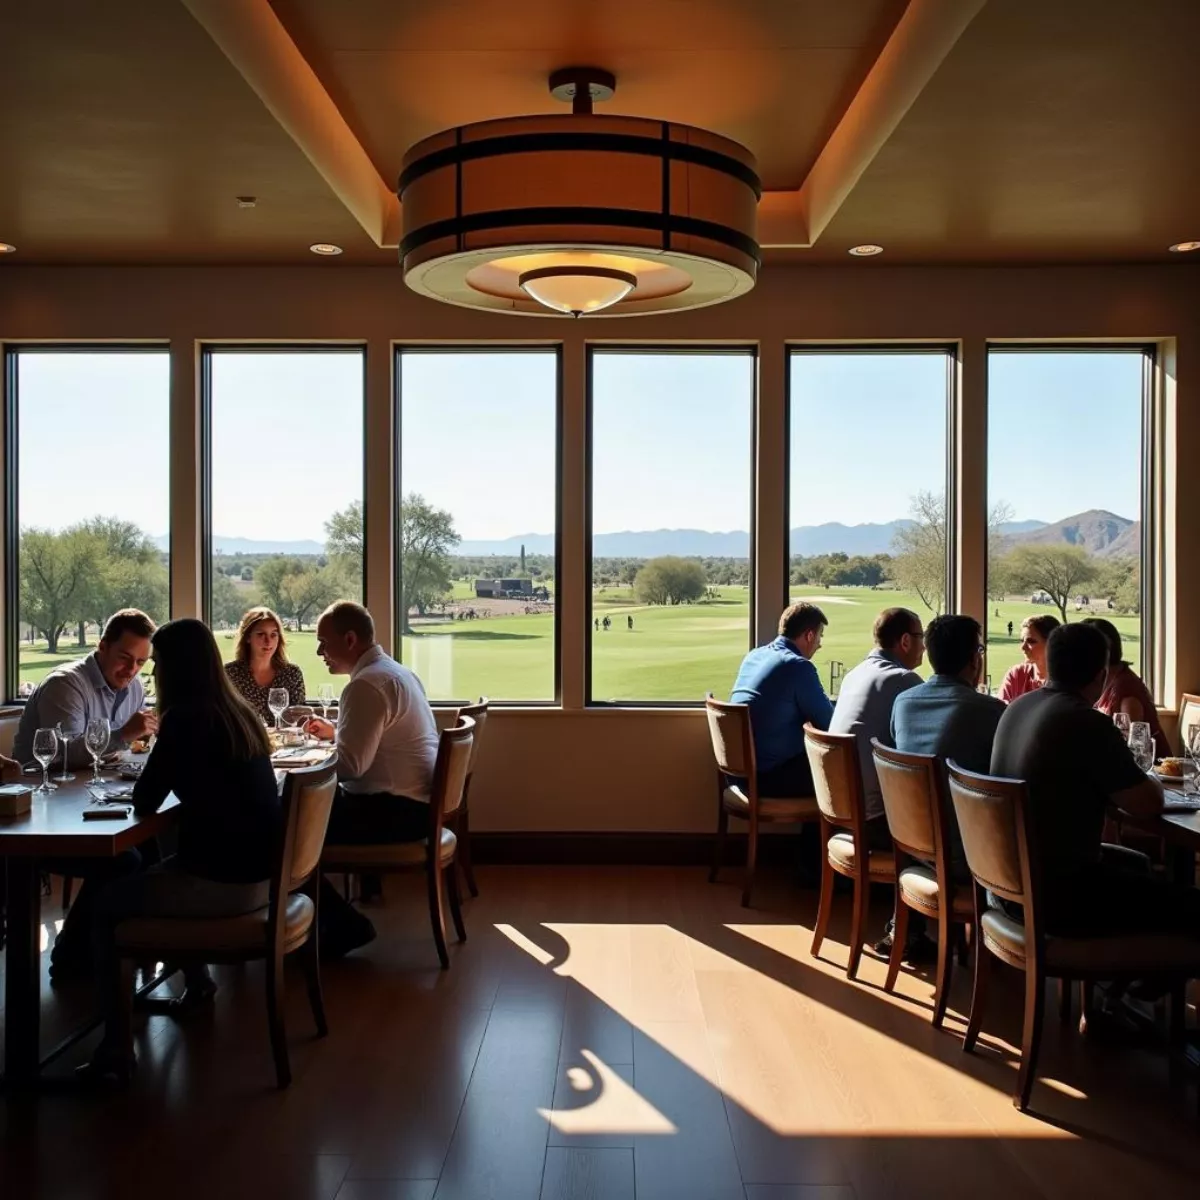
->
[
  {"left": 61, "top": 875, "right": 74, "bottom": 913},
  {"left": 265, "top": 951, "right": 291, "bottom": 1088},
  {"left": 847, "top": 861, "right": 869, "bottom": 981},
  {"left": 447, "top": 859, "right": 468, "bottom": 943},
  {"left": 963, "top": 940, "right": 993, "bottom": 1053},
  {"left": 884, "top": 897, "right": 910, "bottom": 993},
  {"left": 932, "top": 908, "right": 954, "bottom": 1029},
  {"left": 428, "top": 860, "right": 451, "bottom": 969},
  {"left": 810, "top": 824, "right": 835, "bottom": 960},
  {"left": 709, "top": 789, "right": 729, "bottom": 884},
  {"left": 741, "top": 817, "right": 759, "bottom": 908},
  {"left": 1058, "top": 977, "right": 1072, "bottom": 1023},
  {"left": 302, "top": 931, "right": 328, "bottom": 1038},
  {"left": 955, "top": 923, "right": 970, "bottom": 967},
  {"left": 457, "top": 806, "right": 479, "bottom": 898},
  {"left": 1015, "top": 968, "right": 1046, "bottom": 1112}
]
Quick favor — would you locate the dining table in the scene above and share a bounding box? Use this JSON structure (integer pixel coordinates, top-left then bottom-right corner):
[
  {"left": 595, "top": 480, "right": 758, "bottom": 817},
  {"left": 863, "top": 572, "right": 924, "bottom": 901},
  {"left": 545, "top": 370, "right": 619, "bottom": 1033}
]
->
[{"left": 0, "top": 767, "right": 178, "bottom": 1089}]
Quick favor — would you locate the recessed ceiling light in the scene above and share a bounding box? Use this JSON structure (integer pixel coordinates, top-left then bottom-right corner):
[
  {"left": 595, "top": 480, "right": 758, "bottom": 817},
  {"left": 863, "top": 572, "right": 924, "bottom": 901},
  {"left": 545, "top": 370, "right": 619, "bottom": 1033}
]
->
[
  {"left": 0, "top": 243, "right": 16, "bottom": 254},
  {"left": 1168, "top": 240, "right": 1200, "bottom": 253},
  {"left": 309, "top": 243, "right": 343, "bottom": 256},
  {"left": 848, "top": 244, "right": 883, "bottom": 257},
  {"left": 236, "top": 196, "right": 257, "bottom": 209}
]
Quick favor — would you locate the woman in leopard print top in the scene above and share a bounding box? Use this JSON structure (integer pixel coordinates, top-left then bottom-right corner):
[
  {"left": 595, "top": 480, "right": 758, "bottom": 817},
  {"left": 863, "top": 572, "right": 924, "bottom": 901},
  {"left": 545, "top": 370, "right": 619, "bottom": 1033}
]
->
[{"left": 224, "top": 607, "right": 307, "bottom": 724}]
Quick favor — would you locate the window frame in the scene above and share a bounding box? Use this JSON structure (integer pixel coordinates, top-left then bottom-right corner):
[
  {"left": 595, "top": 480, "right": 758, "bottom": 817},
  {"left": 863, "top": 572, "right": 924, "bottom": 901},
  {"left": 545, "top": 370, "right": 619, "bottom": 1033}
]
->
[
  {"left": 393, "top": 343, "right": 564, "bottom": 708},
  {"left": 585, "top": 343, "right": 759, "bottom": 709},
  {"left": 985, "top": 342, "right": 1156, "bottom": 692},
  {"left": 200, "top": 341, "right": 369, "bottom": 648},
  {"left": 784, "top": 344, "right": 956, "bottom": 692},
  {"left": 4, "top": 342, "right": 173, "bottom": 703}
]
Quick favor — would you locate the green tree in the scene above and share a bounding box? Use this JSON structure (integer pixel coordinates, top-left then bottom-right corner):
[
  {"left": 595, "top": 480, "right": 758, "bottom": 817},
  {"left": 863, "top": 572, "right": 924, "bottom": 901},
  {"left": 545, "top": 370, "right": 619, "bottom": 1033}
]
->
[
  {"left": 70, "top": 517, "right": 168, "bottom": 642},
  {"left": 256, "top": 556, "right": 305, "bottom": 618},
  {"left": 19, "top": 528, "right": 91, "bottom": 653},
  {"left": 1001, "top": 543, "right": 1099, "bottom": 624},
  {"left": 325, "top": 499, "right": 364, "bottom": 584},
  {"left": 212, "top": 569, "right": 253, "bottom": 628},
  {"left": 284, "top": 566, "right": 342, "bottom": 630},
  {"left": 400, "top": 493, "right": 458, "bottom": 628},
  {"left": 634, "top": 556, "right": 707, "bottom": 606}
]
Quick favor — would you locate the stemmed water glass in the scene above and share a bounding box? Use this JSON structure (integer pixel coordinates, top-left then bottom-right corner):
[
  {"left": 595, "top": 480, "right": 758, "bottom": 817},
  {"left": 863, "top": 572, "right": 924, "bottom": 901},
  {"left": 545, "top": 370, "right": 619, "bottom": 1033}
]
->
[
  {"left": 1113, "top": 712, "right": 1132, "bottom": 741},
  {"left": 267, "top": 688, "right": 289, "bottom": 731},
  {"left": 85, "top": 716, "right": 112, "bottom": 785},
  {"left": 32, "top": 727, "right": 58, "bottom": 794},
  {"left": 317, "top": 683, "right": 335, "bottom": 723},
  {"left": 1128, "top": 721, "right": 1154, "bottom": 772},
  {"left": 1184, "top": 723, "right": 1200, "bottom": 797},
  {"left": 55, "top": 722, "right": 77, "bottom": 782}
]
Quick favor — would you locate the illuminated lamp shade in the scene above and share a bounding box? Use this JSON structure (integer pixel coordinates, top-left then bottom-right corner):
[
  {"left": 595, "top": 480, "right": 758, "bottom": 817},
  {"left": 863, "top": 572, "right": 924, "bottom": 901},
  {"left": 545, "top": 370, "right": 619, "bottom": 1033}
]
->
[
  {"left": 518, "top": 266, "right": 636, "bottom": 316},
  {"left": 397, "top": 71, "right": 761, "bottom": 317}
]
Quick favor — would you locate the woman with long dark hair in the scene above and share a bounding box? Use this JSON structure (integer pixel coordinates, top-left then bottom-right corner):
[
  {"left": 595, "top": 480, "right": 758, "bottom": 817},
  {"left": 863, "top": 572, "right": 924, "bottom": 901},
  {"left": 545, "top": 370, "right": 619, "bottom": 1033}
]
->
[
  {"left": 81, "top": 618, "right": 280, "bottom": 1083},
  {"left": 1084, "top": 616, "right": 1169, "bottom": 757}
]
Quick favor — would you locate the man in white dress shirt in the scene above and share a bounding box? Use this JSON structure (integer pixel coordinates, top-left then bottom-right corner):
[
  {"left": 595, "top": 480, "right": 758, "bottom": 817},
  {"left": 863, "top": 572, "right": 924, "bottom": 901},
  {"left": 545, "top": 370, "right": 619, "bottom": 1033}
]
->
[{"left": 306, "top": 600, "right": 439, "bottom": 956}]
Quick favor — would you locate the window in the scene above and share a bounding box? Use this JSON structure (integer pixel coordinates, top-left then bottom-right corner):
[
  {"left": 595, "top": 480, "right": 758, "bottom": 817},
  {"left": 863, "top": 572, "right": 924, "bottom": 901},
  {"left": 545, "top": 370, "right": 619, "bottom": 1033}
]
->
[
  {"left": 589, "top": 349, "right": 755, "bottom": 703},
  {"left": 788, "top": 349, "right": 951, "bottom": 692},
  {"left": 206, "top": 348, "right": 364, "bottom": 692},
  {"left": 7, "top": 348, "right": 170, "bottom": 697},
  {"left": 986, "top": 347, "right": 1148, "bottom": 694},
  {"left": 397, "top": 349, "right": 559, "bottom": 702}
]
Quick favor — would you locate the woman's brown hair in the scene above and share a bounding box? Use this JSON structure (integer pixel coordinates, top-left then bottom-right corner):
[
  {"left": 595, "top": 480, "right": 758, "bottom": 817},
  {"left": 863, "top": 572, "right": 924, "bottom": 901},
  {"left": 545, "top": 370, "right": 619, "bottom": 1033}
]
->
[
  {"left": 234, "top": 607, "right": 291, "bottom": 669},
  {"left": 153, "top": 618, "right": 270, "bottom": 759},
  {"left": 1021, "top": 614, "right": 1061, "bottom": 640}
]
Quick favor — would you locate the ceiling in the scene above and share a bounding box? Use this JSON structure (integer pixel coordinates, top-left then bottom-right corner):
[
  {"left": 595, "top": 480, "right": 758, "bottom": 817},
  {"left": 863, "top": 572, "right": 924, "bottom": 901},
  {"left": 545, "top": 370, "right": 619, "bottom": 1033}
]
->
[{"left": 1, "top": 0, "right": 1198, "bottom": 266}]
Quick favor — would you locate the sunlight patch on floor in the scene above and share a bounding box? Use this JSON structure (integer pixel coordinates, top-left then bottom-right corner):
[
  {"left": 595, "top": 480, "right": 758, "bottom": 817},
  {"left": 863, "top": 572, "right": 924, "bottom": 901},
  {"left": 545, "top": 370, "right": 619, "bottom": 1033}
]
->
[{"left": 539, "top": 1048, "right": 677, "bottom": 1136}]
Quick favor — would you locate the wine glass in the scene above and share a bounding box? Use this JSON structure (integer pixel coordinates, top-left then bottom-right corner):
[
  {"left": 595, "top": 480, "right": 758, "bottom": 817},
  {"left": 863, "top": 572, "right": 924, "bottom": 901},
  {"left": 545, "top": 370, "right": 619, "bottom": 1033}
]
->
[
  {"left": 32, "top": 728, "right": 58, "bottom": 794},
  {"left": 54, "top": 722, "right": 77, "bottom": 783},
  {"left": 1184, "top": 723, "right": 1200, "bottom": 797},
  {"left": 85, "top": 716, "right": 112, "bottom": 784},
  {"left": 1112, "top": 712, "right": 1132, "bottom": 741},
  {"left": 317, "top": 683, "right": 335, "bottom": 723},
  {"left": 267, "top": 688, "right": 289, "bottom": 731},
  {"left": 1128, "top": 721, "right": 1154, "bottom": 772}
]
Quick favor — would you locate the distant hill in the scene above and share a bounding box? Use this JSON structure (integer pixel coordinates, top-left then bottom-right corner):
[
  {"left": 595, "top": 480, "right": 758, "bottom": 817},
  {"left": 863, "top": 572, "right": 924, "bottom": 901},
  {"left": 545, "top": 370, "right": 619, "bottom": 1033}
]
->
[
  {"left": 1001, "top": 509, "right": 1135, "bottom": 558},
  {"left": 154, "top": 534, "right": 326, "bottom": 556}
]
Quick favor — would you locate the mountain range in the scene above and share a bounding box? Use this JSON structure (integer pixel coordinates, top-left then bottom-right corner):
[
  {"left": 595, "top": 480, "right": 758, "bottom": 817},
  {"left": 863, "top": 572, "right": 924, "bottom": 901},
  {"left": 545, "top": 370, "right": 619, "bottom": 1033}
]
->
[{"left": 176, "top": 509, "right": 1135, "bottom": 560}]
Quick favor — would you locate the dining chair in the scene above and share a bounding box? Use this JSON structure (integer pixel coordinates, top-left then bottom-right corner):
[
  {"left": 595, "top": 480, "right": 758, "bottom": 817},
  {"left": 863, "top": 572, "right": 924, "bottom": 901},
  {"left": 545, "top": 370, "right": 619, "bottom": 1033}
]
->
[
  {"left": 322, "top": 717, "right": 474, "bottom": 968},
  {"left": 112, "top": 756, "right": 339, "bottom": 1088},
  {"left": 946, "top": 760, "right": 1200, "bottom": 1112},
  {"left": 447, "top": 697, "right": 488, "bottom": 898},
  {"left": 871, "top": 739, "right": 972, "bottom": 1026},
  {"left": 805, "top": 724, "right": 895, "bottom": 979},
  {"left": 704, "top": 694, "right": 820, "bottom": 908}
]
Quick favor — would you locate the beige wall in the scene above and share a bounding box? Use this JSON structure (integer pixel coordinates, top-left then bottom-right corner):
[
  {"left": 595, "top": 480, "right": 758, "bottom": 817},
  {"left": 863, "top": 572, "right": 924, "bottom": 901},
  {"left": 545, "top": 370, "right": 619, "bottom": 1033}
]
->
[{"left": 1, "top": 262, "right": 1197, "bottom": 831}]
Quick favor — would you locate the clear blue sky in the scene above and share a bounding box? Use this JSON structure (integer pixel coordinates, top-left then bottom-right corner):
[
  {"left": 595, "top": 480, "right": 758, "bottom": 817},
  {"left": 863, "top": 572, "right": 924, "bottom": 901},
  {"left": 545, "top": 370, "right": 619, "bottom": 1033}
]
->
[{"left": 16, "top": 346, "right": 1143, "bottom": 544}]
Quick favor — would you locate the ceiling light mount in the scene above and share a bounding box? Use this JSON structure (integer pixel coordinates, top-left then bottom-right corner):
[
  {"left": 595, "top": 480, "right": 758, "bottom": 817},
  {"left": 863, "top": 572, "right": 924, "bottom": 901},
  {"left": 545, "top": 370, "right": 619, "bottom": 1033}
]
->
[
  {"left": 1168, "top": 240, "right": 1200, "bottom": 253},
  {"left": 397, "top": 69, "right": 760, "bottom": 318},
  {"left": 0, "top": 243, "right": 16, "bottom": 255},
  {"left": 548, "top": 67, "right": 616, "bottom": 115},
  {"left": 309, "top": 242, "right": 343, "bottom": 255},
  {"left": 848, "top": 244, "right": 884, "bottom": 256}
]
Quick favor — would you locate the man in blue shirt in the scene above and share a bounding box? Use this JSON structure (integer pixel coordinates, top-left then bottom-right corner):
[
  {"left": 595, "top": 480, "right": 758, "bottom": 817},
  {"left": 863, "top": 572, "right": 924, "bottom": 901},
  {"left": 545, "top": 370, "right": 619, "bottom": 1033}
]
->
[
  {"left": 15, "top": 608, "right": 158, "bottom": 766},
  {"left": 730, "top": 602, "right": 833, "bottom": 797},
  {"left": 891, "top": 614, "right": 1004, "bottom": 777}
]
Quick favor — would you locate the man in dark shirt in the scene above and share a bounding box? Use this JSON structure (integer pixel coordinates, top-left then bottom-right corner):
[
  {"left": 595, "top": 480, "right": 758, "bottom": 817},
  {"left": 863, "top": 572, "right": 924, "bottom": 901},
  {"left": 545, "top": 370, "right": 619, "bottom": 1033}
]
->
[
  {"left": 730, "top": 602, "right": 833, "bottom": 796},
  {"left": 991, "top": 623, "right": 1200, "bottom": 937}
]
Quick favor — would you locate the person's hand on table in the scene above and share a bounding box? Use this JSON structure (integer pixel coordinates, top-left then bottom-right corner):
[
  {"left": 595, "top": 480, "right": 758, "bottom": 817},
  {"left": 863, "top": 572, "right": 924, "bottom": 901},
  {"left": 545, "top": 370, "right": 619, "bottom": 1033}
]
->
[
  {"left": 119, "top": 710, "right": 158, "bottom": 743},
  {"left": 305, "top": 716, "right": 336, "bottom": 742},
  {"left": 0, "top": 754, "right": 20, "bottom": 783}
]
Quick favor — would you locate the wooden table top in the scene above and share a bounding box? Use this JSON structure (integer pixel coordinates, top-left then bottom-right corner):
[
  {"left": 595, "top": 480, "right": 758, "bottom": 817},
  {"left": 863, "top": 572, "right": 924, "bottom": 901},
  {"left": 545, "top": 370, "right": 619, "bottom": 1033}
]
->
[{"left": 0, "top": 773, "right": 178, "bottom": 858}]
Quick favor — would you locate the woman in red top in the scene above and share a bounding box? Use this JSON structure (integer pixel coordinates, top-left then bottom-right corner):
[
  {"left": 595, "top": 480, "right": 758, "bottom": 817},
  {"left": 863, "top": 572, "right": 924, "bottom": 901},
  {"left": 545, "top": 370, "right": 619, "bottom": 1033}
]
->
[
  {"left": 1084, "top": 617, "right": 1169, "bottom": 757},
  {"left": 999, "top": 614, "right": 1060, "bottom": 703}
]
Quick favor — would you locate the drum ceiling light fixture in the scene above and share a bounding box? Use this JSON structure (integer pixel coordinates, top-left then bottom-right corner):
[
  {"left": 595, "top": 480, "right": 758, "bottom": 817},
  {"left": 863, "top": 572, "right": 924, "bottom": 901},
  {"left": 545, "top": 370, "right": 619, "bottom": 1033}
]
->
[{"left": 398, "top": 69, "right": 761, "bottom": 317}]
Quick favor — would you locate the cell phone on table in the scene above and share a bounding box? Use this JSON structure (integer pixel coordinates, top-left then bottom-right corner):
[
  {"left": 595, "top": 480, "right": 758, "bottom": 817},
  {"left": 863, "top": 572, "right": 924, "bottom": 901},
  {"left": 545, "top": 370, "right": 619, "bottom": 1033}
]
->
[{"left": 83, "top": 805, "right": 132, "bottom": 820}]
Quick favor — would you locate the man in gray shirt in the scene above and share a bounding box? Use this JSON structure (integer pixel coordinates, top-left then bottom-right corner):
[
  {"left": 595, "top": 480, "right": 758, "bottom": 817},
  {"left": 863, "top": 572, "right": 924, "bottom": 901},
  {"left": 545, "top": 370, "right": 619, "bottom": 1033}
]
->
[
  {"left": 15, "top": 608, "right": 158, "bottom": 767},
  {"left": 829, "top": 607, "right": 926, "bottom": 958}
]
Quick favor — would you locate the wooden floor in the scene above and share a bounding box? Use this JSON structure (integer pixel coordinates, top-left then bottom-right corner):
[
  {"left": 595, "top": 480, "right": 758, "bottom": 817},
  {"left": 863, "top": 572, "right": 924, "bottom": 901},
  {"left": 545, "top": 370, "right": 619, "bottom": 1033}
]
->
[{"left": 2, "top": 866, "right": 1198, "bottom": 1199}]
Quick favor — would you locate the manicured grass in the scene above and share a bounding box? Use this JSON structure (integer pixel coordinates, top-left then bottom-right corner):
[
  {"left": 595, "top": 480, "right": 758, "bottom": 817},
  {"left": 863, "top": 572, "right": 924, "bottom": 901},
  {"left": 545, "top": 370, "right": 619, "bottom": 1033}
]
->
[{"left": 16, "top": 588, "right": 1142, "bottom": 705}]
